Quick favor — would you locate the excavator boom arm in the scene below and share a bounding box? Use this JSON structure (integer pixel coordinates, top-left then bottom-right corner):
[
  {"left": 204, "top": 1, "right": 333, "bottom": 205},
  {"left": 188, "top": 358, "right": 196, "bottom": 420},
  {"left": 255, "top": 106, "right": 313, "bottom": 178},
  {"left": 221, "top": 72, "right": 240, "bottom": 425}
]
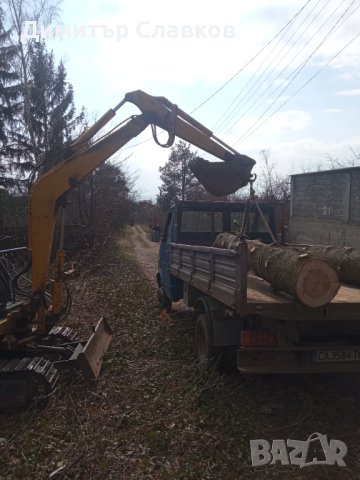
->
[
  {"left": 122, "top": 91, "right": 251, "bottom": 162},
  {"left": 29, "top": 90, "right": 256, "bottom": 316},
  {"left": 29, "top": 114, "right": 150, "bottom": 298}
]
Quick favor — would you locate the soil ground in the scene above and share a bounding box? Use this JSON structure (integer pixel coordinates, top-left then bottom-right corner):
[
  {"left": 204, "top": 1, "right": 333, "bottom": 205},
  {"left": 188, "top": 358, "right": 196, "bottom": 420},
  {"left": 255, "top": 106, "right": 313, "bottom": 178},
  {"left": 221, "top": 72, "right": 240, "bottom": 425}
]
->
[
  {"left": 129, "top": 224, "right": 159, "bottom": 287},
  {"left": 1, "top": 225, "right": 360, "bottom": 479}
]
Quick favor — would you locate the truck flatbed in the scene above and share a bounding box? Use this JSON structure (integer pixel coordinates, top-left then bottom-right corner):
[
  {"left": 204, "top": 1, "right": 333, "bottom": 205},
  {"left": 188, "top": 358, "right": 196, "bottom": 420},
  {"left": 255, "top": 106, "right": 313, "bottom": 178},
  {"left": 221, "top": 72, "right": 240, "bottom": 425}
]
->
[
  {"left": 169, "top": 242, "right": 360, "bottom": 321},
  {"left": 247, "top": 273, "right": 360, "bottom": 304}
]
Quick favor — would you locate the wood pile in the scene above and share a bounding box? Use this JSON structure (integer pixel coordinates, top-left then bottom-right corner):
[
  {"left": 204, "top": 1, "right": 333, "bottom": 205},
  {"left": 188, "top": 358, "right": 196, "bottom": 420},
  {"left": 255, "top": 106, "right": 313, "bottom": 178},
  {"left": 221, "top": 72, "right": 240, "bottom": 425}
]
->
[{"left": 214, "top": 233, "right": 340, "bottom": 308}]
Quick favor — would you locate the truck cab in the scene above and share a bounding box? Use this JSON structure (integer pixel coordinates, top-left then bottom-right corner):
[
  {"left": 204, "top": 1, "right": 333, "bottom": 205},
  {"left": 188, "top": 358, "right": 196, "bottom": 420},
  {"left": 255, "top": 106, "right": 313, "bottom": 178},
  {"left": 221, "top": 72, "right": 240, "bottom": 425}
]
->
[{"left": 157, "top": 200, "right": 277, "bottom": 305}]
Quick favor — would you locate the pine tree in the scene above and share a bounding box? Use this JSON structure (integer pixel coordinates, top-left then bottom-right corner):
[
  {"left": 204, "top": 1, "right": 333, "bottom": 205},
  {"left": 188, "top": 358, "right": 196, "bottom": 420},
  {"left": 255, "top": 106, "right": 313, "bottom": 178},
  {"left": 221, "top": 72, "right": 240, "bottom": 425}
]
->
[
  {"left": 0, "top": 7, "right": 21, "bottom": 181},
  {"left": 25, "top": 41, "right": 82, "bottom": 172},
  {"left": 158, "top": 141, "right": 207, "bottom": 210}
]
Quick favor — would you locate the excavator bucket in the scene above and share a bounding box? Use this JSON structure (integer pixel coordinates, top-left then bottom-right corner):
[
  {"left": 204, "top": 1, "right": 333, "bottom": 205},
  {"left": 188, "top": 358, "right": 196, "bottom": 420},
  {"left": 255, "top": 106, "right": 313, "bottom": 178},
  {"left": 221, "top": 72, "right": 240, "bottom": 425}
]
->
[
  {"left": 77, "top": 317, "right": 113, "bottom": 380},
  {"left": 189, "top": 156, "right": 255, "bottom": 196}
]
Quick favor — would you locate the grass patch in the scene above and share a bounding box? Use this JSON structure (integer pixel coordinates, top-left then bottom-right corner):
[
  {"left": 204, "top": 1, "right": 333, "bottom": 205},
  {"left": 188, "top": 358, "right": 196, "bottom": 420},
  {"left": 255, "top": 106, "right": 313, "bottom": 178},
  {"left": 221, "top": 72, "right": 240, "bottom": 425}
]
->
[
  {"left": 117, "top": 227, "right": 136, "bottom": 260},
  {"left": 1, "top": 234, "right": 359, "bottom": 479}
]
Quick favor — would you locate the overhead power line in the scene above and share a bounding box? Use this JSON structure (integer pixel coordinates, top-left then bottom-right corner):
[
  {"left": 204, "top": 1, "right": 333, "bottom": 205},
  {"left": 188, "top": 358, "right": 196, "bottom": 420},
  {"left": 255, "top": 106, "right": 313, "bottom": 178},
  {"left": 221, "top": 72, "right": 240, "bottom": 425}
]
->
[
  {"left": 217, "top": 0, "right": 331, "bottom": 136},
  {"left": 233, "top": 0, "right": 360, "bottom": 146},
  {"left": 190, "top": 0, "right": 313, "bottom": 115},
  {"left": 233, "top": 30, "right": 360, "bottom": 146},
  {"left": 223, "top": 0, "right": 353, "bottom": 137},
  {"left": 121, "top": 0, "right": 313, "bottom": 151}
]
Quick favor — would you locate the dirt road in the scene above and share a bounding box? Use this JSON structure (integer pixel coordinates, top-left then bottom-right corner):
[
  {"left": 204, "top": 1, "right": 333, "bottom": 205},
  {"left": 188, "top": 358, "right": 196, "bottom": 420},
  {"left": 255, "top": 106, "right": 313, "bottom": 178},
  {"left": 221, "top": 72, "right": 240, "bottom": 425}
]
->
[
  {"left": 129, "top": 224, "right": 160, "bottom": 288},
  {"left": 129, "top": 225, "right": 187, "bottom": 313}
]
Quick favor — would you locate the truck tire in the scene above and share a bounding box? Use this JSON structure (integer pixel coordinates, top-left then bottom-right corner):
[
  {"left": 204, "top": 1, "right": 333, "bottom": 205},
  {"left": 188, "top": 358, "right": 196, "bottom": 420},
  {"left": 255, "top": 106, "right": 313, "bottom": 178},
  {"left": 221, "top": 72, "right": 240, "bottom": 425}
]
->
[
  {"left": 157, "top": 286, "right": 172, "bottom": 312},
  {"left": 195, "top": 313, "right": 237, "bottom": 371},
  {"left": 195, "top": 313, "right": 221, "bottom": 366}
]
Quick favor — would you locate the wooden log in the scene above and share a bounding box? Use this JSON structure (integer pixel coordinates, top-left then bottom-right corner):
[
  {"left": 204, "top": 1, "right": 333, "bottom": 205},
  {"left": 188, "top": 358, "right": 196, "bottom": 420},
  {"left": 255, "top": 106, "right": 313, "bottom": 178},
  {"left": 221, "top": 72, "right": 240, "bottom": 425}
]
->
[
  {"left": 290, "top": 244, "right": 360, "bottom": 286},
  {"left": 214, "top": 233, "right": 340, "bottom": 308}
]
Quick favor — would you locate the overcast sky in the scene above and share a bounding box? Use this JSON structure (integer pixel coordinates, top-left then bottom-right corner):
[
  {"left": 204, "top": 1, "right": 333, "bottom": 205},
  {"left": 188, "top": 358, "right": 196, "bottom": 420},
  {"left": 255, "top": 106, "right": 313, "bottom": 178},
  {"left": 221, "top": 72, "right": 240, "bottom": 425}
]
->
[{"left": 40, "top": 0, "right": 360, "bottom": 199}]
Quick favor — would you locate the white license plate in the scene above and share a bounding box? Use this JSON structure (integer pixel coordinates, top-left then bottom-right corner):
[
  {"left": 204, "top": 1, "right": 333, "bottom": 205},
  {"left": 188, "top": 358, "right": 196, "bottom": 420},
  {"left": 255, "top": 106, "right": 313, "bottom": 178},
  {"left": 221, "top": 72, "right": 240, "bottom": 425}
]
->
[{"left": 313, "top": 350, "right": 360, "bottom": 363}]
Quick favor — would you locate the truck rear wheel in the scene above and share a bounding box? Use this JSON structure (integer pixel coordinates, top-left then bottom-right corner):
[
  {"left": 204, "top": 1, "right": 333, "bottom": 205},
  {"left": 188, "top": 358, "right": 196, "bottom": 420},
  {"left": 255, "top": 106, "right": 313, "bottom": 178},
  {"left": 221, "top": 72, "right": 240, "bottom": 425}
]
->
[
  {"left": 195, "top": 313, "right": 221, "bottom": 366},
  {"left": 195, "top": 313, "right": 237, "bottom": 371}
]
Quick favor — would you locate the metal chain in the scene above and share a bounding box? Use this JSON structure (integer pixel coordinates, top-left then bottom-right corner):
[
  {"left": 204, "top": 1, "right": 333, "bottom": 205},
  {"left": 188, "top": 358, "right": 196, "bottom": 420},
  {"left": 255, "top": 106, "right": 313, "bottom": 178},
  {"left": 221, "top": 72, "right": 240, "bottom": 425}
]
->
[{"left": 240, "top": 174, "right": 257, "bottom": 237}]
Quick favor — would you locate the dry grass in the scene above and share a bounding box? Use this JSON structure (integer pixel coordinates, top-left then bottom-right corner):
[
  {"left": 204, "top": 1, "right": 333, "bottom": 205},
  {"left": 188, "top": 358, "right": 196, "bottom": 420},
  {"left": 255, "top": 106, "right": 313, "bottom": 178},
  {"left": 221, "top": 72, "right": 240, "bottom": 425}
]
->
[{"left": 1, "top": 235, "right": 360, "bottom": 479}]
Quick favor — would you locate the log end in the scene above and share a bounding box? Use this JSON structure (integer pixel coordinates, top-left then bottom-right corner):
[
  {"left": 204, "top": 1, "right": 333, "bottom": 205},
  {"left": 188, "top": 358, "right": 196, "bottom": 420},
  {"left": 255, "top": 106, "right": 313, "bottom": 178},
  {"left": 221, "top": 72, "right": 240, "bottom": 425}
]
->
[{"left": 296, "top": 259, "right": 340, "bottom": 308}]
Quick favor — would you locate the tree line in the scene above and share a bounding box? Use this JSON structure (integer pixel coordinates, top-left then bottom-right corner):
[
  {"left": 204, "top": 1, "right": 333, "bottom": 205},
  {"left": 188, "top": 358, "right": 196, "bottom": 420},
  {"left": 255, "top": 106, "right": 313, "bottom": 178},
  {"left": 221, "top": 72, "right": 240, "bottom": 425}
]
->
[{"left": 0, "top": 0, "right": 135, "bottom": 250}]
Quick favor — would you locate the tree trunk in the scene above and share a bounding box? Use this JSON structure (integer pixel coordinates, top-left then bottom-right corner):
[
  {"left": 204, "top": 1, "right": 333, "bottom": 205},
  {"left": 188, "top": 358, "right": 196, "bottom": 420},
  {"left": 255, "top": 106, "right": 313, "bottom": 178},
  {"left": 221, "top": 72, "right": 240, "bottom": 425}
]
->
[
  {"left": 290, "top": 244, "right": 360, "bottom": 286},
  {"left": 214, "top": 233, "right": 340, "bottom": 308}
]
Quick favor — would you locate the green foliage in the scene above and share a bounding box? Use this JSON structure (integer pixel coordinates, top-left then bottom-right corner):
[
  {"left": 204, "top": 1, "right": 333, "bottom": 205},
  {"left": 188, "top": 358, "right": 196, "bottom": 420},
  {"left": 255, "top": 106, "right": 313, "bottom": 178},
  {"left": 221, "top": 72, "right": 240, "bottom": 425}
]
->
[
  {"left": 21, "top": 41, "right": 84, "bottom": 173},
  {"left": 158, "top": 140, "right": 207, "bottom": 211},
  {"left": 0, "top": 7, "right": 22, "bottom": 184},
  {"left": 0, "top": 2, "right": 137, "bottom": 248}
]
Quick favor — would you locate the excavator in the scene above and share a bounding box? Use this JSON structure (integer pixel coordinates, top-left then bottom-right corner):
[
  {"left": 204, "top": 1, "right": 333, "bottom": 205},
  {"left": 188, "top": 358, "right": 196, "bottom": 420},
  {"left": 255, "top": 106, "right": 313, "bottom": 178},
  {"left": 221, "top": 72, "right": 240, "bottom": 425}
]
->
[{"left": 0, "top": 90, "right": 256, "bottom": 410}]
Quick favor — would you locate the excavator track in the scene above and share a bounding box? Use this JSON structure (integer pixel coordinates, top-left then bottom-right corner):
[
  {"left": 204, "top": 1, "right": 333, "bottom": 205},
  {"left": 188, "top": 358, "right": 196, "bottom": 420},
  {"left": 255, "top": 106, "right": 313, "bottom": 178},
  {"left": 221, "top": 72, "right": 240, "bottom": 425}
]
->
[
  {"left": 41, "top": 325, "right": 78, "bottom": 344},
  {"left": 0, "top": 357, "right": 58, "bottom": 411}
]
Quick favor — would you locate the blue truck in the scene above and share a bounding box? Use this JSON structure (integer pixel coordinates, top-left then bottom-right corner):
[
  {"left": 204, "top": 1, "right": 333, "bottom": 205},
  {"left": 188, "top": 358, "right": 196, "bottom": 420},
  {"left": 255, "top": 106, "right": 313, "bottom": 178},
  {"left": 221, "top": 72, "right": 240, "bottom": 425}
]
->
[{"left": 157, "top": 200, "right": 360, "bottom": 373}]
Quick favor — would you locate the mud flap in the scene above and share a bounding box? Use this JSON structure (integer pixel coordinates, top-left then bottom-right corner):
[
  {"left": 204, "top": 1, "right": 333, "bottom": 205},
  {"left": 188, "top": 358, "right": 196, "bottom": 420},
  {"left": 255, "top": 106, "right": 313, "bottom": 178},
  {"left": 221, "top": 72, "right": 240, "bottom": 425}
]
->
[{"left": 77, "top": 317, "right": 112, "bottom": 380}]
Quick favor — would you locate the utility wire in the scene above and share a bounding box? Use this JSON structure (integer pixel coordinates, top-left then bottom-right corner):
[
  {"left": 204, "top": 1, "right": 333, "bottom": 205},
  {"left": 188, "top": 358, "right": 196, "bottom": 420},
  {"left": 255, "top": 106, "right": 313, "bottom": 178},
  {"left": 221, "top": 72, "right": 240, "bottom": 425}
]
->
[
  {"left": 233, "top": 0, "right": 360, "bottom": 146},
  {"left": 223, "top": 0, "right": 351, "bottom": 137},
  {"left": 121, "top": 0, "right": 313, "bottom": 151},
  {"left": 217, "top": 0, "right": 329, "bottom": 135},
  {"left": 190, "top": 0, "right": 313, "bottom": 115},
  {"left": 233, "top": 30, "right": 360, "bottom": 145}
]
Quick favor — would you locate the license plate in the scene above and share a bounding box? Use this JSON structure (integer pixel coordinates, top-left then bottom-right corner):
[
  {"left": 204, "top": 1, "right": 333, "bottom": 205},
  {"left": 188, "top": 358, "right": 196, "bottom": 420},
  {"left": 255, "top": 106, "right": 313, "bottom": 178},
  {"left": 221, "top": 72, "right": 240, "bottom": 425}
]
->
[{"left": 313, "top": 350, "right": 360, "bottom": 363}]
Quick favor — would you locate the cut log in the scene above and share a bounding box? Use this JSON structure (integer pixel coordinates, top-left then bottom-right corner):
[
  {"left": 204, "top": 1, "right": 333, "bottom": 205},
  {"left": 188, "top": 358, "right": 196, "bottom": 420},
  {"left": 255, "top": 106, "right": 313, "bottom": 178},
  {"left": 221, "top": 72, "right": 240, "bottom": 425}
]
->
[
  {"left": 214, "top": 233, "right": 340, "bottom": 308},
  {"left": 290, "top": 245, "right": 360, "bottom": 286}
]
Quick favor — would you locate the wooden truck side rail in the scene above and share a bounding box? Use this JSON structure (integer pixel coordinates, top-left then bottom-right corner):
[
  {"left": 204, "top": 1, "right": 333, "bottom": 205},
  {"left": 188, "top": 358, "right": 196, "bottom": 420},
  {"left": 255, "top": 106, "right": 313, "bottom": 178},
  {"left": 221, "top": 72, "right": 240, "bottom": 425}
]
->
[{"left": 169, "top": 242, "right": 360, "bottom": 321}]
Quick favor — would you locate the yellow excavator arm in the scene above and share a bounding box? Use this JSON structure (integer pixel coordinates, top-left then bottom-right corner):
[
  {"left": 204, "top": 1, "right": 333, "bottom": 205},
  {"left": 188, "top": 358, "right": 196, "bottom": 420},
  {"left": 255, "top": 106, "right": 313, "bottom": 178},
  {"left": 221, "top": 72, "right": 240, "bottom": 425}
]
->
[{"left": 28, "top": 90, "right": 256, "bottom": 329}]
